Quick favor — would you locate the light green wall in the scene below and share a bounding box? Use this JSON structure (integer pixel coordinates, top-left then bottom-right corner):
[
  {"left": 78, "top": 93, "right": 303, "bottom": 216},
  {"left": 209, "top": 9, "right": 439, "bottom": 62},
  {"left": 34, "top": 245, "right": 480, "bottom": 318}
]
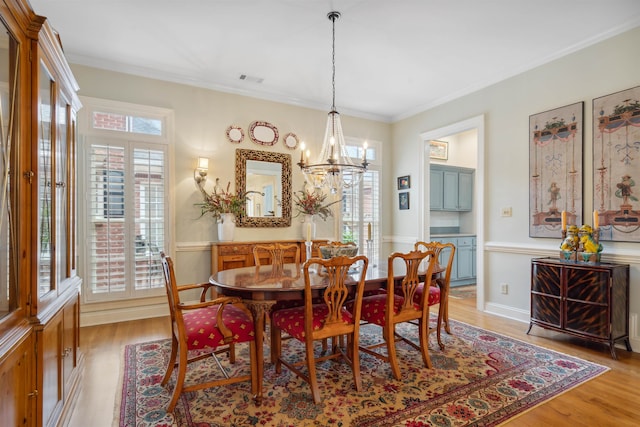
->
[
  {"left": 71, "top": 25, "right": 640, "bottom": 348},
  {"left": 391, "top": 26, "right": 640, "bottom": 337},
  {"left": 70, "top": 64, "right": 390, "bottom": 285}
]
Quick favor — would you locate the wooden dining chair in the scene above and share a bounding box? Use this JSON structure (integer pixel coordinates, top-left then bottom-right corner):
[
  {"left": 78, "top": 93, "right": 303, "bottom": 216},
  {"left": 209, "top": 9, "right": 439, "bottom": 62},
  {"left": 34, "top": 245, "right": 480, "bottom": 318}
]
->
[
  {"left": 271, "top": 255, "right": 369, "bottom": 403},
  {"left": 253, "top": 242, "right": 300, "bottom": 268},
  {"left": 253, "top": 242, "right": 317, "bottom": 358},
  {"left": 357, "top": 249, "right": 438, "bottom": 380},
  {"left": 414, "top": 241, "right": 456, "bottom": 349},
  {"left": 159, "top": 252, "right": 258, "bottom": 412}
]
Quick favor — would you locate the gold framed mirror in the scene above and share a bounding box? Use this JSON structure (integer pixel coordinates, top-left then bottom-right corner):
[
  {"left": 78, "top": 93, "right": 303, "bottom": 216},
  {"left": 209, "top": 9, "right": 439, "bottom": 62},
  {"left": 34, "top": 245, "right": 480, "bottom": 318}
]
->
[{"left": 235, "top": 149, "right": 292, "bottom": 227}]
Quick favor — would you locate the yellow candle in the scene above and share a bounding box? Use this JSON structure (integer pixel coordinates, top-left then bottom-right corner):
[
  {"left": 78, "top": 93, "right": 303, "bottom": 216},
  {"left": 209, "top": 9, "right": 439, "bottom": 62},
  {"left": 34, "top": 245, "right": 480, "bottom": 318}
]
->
[
  {"left": 561, "top": 211, "right": 567, "bottom": 231},
  {"left": 306, "top": 223, "right": 311, "bottom": 242},
  {"left": 367, "top": 223, "right": 372, "bottom": 240},
  {"left": 593, "top": 210, "right": 599, "bottom": 229}
]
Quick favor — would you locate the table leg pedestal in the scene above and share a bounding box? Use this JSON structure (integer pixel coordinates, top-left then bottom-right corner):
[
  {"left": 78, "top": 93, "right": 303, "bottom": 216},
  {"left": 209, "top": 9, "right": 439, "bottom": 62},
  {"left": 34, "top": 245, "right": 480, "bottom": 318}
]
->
[{"left": 243, "top": 299, "right": 275, "bottom": 405}]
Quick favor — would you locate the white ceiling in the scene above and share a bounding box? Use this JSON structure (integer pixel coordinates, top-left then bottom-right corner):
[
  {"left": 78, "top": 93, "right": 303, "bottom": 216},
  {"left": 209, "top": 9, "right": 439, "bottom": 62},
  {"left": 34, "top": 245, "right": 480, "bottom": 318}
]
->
[{"left": 29, "top": 0, "right": 640, "bottom": 122}]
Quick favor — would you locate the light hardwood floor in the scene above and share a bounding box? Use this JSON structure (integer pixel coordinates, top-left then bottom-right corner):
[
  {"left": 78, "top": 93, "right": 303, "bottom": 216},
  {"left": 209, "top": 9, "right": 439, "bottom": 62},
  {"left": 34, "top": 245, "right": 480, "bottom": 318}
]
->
[{"left": 69, "top": 291, "right": 640, "bottom": 427}]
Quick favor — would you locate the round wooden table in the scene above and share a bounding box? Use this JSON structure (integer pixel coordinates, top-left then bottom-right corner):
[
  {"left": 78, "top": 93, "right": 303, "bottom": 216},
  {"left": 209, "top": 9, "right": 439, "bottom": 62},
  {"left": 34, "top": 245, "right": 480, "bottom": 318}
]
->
[{"left": 210, "top": 261, "right": 441, "bottom": 403}]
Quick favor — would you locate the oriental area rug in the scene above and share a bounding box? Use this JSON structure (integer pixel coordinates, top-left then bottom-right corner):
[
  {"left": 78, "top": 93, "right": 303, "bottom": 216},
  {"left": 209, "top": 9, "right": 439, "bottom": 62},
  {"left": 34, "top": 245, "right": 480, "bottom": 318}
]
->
[{"left": 117, "top": 319, "right": 607, "bottom": 427}]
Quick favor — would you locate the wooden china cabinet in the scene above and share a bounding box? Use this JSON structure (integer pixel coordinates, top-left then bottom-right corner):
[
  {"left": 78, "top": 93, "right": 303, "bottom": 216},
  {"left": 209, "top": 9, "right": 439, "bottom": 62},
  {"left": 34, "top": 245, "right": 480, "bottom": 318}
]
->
[{"left": 0, "top": 1, "right": 82, "bottom": 426}]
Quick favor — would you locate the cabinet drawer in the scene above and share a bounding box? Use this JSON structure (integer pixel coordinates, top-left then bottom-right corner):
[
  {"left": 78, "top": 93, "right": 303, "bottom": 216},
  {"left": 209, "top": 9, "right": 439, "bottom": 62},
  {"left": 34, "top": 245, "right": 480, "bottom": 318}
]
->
[
  {"left": 218, "top": 245, "right": 251, "bottom": 256},
  {"left": 565, "top": 301, "right": 609, "bottom": 338},
  {"left": 221, "top": 254, "right": 248, "bottom": 262},
  {"left": 531, "top": 262, "right": 561, "bottom": 296},
  {"left": 457, "top": 237, "right": 474, "bottom": 247},
  {"left": 531, "top": 293, "right": 561, "bottom": 328},
  {"left": 565, "top": 269, "right": 609, "bottom": 304}
]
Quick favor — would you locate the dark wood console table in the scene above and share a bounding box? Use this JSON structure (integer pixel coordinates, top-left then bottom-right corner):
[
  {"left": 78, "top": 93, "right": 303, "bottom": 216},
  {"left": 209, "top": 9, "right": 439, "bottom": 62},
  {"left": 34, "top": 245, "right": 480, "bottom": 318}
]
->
[{"left": 528, "top": 257, "right": 631, "bottom": 359}]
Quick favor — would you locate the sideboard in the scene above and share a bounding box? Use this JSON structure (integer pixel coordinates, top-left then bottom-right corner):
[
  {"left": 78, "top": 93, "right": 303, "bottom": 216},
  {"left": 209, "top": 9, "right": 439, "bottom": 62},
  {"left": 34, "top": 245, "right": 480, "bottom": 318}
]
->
[
  {"left": 211, "top": 239, "right": 329, "bottom": 274},
  {"left": 528, "top": 257, "right": 631, "bottom": 359}
]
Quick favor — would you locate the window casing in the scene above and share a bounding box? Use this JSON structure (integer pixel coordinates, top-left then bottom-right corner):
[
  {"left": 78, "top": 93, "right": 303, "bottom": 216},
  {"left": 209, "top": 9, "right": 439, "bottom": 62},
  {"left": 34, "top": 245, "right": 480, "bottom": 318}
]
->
[
  {"left": 79, "top": 97, "right": 172, "bottom": 302},
  {"left": 341, "top": 138, "right": 381, "bottom": 264}
]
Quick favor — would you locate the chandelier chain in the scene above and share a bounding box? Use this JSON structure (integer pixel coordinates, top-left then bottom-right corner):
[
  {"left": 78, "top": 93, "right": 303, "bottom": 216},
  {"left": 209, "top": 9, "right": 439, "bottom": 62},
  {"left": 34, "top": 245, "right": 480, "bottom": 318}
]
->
[
  {"left": 331, "top": 12, "right": 336, "bottom": 111},
  {"left": 297, "top": 10, "right": 367, "bottom": 194}
]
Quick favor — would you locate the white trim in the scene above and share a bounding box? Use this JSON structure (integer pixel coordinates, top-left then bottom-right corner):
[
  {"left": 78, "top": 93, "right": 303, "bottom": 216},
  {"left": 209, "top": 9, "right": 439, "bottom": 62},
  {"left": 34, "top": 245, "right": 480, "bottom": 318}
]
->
[
  {"left": 81, "top": 303, "right": 168, "bottom": 327},
  {"left": 77, "top": 96, "right": 176, "bottom": 304},
  {"left": 79, "top": 95, "right": 173, "bottom": 142},
  {"left": 483, "top": 302, "right": 530, "bottom": 323},
  {"left": 419, "top": 115, "right": 485, "bottom": 312}
]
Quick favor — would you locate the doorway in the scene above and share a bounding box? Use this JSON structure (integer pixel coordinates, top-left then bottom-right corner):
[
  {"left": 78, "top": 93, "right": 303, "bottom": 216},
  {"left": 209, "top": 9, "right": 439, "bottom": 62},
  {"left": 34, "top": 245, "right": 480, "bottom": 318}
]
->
[{"left": 419, "top": 115, "right": 485, "bottom": 311}]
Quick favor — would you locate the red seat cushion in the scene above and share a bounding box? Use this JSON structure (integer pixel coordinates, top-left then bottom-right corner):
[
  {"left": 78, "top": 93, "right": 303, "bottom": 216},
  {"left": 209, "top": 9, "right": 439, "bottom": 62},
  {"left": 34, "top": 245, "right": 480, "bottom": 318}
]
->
[
  {"left": 413, "top": 283, "right": 441, "bottom": 306},
  {"left": 182, "top": 304, "right": 255, "bottom": 350},
  {"left": 359, "top": 293, "right": 420, "bottom": 326},
  {"left": 272, "top": 305, "right": 354, "bottom": 341}
]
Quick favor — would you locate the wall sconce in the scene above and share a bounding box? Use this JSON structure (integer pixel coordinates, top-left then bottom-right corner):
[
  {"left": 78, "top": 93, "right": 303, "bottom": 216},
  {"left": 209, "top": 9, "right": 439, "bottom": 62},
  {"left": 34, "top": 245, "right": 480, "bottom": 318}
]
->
[{"left": 194, "top": 157, "right": 209, "bottom": 186}]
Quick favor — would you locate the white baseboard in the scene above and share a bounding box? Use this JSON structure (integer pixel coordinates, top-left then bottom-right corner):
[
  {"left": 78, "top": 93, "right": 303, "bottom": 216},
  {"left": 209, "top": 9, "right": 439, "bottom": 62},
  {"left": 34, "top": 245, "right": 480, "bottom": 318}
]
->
[
  {"left": 483, "top": 302, "right": 530, "bottom": 324},
  {"left": 80, "top": 303, "right": 168, "bottom": 327}
]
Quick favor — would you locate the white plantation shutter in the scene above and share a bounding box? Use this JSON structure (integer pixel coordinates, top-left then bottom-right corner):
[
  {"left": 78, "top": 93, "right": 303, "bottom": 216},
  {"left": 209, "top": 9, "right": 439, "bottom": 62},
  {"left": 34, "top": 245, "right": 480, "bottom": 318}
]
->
[
  {"left": 85, "top": 141, "right": 167, "bottom": 301},
  {"left": 132, "top": 147, "right": 166, "bottom": 291},
  {"left": 341, "top": 139, "right": 381, "bottom": 264}
]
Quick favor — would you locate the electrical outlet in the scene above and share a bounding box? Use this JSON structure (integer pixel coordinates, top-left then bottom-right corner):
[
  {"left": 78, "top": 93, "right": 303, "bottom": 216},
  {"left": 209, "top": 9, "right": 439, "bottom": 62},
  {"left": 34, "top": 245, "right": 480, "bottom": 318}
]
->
[
  {"left": 500, "top": 283, "right": 509, "bottom": 294},
  {"left": 501, "top": 207, "right": 512, "bottom": 217}
]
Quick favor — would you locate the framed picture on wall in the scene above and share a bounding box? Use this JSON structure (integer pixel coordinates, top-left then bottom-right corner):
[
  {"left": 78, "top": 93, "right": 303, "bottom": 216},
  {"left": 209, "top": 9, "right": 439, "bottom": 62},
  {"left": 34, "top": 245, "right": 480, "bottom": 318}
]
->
[
  {"left": 397, "top": 175, "right": 410, "bottom": 190},
  {"left": 592, "top": 85, "right": 640, "bottom": 242},
  {"left": 399, "top": 192, "right": 410, "bottom": 210},
  {"left": 529, "top": 101, "right": 584, "bottom": 238},
  {"left": 429, "top": 140, "right": 448, "bottom": 160}
]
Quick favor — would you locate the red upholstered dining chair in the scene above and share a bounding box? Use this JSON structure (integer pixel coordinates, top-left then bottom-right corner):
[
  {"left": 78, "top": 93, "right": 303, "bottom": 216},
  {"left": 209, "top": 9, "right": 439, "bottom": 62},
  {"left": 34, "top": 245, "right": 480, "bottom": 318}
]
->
[
  {"left": 271, "top": 255, "right": 369, "bottom": 403},
  {"left": 159, "top": 252, "right": 258, "bottom": 412},
  {"left": 253, "top": 242, "right": 307, "bottom": 352},
  {"left": 414, "top": 241, "right": 456, "bottom": 349},
  {"left": 357, "top": 249, "right": 438, "bottom": 380}
]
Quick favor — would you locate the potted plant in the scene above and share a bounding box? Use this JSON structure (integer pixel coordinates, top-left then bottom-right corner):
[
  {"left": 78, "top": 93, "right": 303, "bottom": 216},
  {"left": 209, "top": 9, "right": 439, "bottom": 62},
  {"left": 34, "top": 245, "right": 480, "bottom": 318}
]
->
[
  {"left": 293, "top": 187, "right": 340, "bottom": 240},
  {"left": 196, "top": 180, "right": 251, "bottom": 241}
]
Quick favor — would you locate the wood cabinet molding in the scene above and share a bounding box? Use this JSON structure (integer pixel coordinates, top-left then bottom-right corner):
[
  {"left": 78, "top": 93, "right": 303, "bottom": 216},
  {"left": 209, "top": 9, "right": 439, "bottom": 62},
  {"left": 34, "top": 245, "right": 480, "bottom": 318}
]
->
[{"left": 0, "top": 1, "right": 81, "bottom": 425}]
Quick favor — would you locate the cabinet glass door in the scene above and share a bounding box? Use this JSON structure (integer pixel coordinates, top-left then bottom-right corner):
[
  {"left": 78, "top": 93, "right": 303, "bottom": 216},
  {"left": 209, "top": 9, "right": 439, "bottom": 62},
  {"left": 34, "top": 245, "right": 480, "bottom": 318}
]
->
[
  {"left": 0, "top": 23, "right": 19, "bottom": 319},
  {"left": 38, "top": 61, "right": 55, "bottom": 297},
  {"left": 56, "top": 96, "right": 68, "bottom": 287}
]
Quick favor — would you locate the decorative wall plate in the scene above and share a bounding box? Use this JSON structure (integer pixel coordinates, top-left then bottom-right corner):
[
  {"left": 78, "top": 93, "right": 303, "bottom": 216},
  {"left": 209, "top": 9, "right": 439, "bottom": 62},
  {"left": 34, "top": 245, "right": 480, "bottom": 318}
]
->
[
  {"left": 249, "top": 121, "right": 279, "bottom": 146},
  {"left": 283, "top": 132, "right": 299, "bottom": 149},
  {"left": 226, "top": 125, "right": 244, "bottom": 143}
]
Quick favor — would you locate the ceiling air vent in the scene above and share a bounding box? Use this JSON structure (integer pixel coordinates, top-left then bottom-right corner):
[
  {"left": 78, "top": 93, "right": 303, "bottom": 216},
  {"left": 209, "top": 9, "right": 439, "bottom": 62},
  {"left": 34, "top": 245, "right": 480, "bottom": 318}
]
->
[{"left": 239, "top": 74, "right": 264, "bottom": 84}]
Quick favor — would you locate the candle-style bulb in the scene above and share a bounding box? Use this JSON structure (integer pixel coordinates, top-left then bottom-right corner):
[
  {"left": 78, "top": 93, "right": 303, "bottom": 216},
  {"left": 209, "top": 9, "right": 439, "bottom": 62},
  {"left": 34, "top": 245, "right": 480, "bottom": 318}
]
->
[{"left": 299, "top": 141, "right": 305, "bottom": 164}]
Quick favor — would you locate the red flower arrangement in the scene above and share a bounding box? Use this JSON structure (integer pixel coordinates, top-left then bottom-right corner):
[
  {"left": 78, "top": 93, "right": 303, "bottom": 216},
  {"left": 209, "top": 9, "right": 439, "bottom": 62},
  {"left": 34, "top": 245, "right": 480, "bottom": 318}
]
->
[
  {"left": 293, "top": 188, "right": 340, "bottom": 221},
  {"left": 196, "top": 180, "right": 253, "bottom": 221}
]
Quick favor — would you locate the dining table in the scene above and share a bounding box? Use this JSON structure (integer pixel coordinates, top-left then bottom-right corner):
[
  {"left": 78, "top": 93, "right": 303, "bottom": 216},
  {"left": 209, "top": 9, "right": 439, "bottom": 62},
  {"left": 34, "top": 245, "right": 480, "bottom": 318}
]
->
[{"left": 209, "top": 260, "right": 442, "bottom": 403}]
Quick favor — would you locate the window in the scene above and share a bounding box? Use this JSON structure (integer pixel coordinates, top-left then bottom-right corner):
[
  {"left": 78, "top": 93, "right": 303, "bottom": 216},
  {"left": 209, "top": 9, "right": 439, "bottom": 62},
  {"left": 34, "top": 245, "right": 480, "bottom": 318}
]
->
[
  {"left": 341, "top": 139, "right": 381, "bottom": 264},
  {"left": 103, "top": 170, "right": 125, "bottom": 218},
  {"left": 92, "top": 111, "right": 162, "bottom": 136},
  {"left": 79, "top": 97, "right": 172, "bottom": 302}
]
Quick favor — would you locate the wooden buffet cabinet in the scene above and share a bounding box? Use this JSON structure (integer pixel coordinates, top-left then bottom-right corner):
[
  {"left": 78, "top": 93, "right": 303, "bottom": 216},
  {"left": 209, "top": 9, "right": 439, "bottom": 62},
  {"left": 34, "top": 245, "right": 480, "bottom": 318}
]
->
[
  {"left": 211, "top": 239, "right": 329, "bottom": 274},
  {"left": 0, "top": 1, "right": 82, "bottom": 426},
  {"left": 528, "top": 257, "right": 631, "bottom": 359}
]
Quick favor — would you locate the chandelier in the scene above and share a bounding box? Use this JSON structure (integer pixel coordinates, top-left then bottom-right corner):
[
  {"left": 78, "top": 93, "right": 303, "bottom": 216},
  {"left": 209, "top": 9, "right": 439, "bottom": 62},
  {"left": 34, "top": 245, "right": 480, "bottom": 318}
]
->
[{"left": 298, "top": 11, "right": 368, "bottom": 194}]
